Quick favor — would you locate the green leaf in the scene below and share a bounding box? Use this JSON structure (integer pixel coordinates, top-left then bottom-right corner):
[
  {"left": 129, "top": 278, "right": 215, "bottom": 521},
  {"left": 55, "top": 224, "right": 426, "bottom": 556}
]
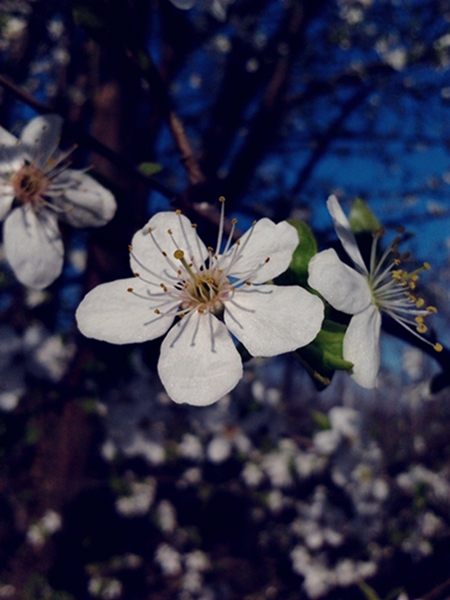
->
[
  {"left": 138, "top": 162, "right": 163, "bottom": 176},
  {"left": 310, "top": 410, "right": 331, "bottom": 430},
  {"left": 349, "top": 198, "right": 380, "bottom": 234},
  {"left": 274, "top": 220, "right": 317, "bottom": 286},
  {"left": 293, "top": 319, "right": 353, "bottom": 390},
  {"left": 358, "top": 581, "right": 382, "bottom": 600}
]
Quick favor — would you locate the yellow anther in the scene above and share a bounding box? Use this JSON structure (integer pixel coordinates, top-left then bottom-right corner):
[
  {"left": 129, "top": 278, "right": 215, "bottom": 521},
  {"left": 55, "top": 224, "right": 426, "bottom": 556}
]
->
[
  {"left": 198, "top": 308, "right": 205, "bottom": 314},
  {"left": 394, "top": 258, "right": 401, "bottom": 266},
  {"left": 427, "top": 306, "right": 437, "bottom": 313},
  {"left": 148, "top": 227, "right": 153, "bottom": 233},
  {"left": 415, "top": 298, "right": 425, "bottom": 308},
  {"left": 231, "top": 218, "right": 237, "bottom": 225},
  {"left": 434, "top": 343, "right": 443, "bottom": 352},
  {"left": 423, "top": 262, "right": 431, "bottom": 270},
  {"left": 415, "top": 316, "right": 424, "bottom": 324},
  {"left": 174, "top": 249, "right": 185, "bottom": 260},
  {"left": 219, "top": 196, "right": 226, "bottom": 203},
  {"left": 154, "top": 309, "right": 161, "bottom": 314},
  {"left": 175, "top": 209, "right": 181, "bottom": 215},
  {"left": 128, "top": 245, "right": 133, "bottom": 252},
  {"left": 416, "top": 323, "right": 427, "bottom": 334}
]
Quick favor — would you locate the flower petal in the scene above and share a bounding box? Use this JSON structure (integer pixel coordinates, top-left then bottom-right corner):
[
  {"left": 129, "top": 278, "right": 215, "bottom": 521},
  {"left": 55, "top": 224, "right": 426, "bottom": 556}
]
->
[
  {"left": 0, "top": 127, "right": 24, "bottom": 174},
  {"left": 220, "top": 219, "right": 299, "bottom": 284},
  {"left": 343, "top": 304, "right": 381, "bottom": 389},
  {"left": 20, "top": 114, "right": 63, "bottom": 168},
  {"left": 327, "top": 195, "right": 367, "bottom": 274},
  {"left": 158, "top": 312, "right": 243, "bottom": 406},
  {"left": 76, "top": 278, "right": 177, "bottom": 344},
  {"left": 308, "top": 249, "right": 372, "bottom": 314},
  {"left": 224, "top": 284, "right": 324, "bottom": 356},
  {"left": 3, "top": 208, "right": 64, "bottom": 289},
  {"left": 129, "top": 211, "right": 209, "bottom": 282},
  {"left": 52, "top": 170, "right": 117, "bottom": 227},
  {"left": 0, "top": 183, "right": 14, "bottom": 221}
]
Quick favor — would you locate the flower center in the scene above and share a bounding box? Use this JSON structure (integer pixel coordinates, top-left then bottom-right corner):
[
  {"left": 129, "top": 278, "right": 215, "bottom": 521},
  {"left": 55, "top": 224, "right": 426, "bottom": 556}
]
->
[
  {"left": 173, "top": 249, "right": 231, "bottom": 316},
  {"left": 10, "top": 164, "right": 49, "bottom": 205},
  {"left": 368, "top": 229, "right": 442, "bottom": 352}
]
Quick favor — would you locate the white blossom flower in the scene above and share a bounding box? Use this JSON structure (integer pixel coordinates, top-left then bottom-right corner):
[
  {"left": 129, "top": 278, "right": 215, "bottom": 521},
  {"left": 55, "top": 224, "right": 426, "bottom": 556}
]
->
[
  {"left": 308, "top": 195, "right": 441, "bottom": 388},
  {"left": 0, "top": 114, "right": 116, "bottom": 288},
  {"left": 76, "top": 201, "right": 324, "bottom": 406}
]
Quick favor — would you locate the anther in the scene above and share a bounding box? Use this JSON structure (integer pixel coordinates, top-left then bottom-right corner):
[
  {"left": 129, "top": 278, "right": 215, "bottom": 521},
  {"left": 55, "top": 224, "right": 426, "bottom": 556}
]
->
[
  {"left": 148, "top": 227, "right": 153, "bottom": 233},
  {"left": 265, "top": 257, "right": 270, "bottom": 263},
  {"left": 427, "top": 306, "right": 437, "bottom": 313},
  {"left": 168, "top": 229, "right": 173, "bottom": 235},
  {"left": 174, "top": 249, "right": 185, "bottom": 260},
  {"left": 175, "top": 209, "right": 181, "bottom": 215},
  {"left": 219, "top": 196, "right": 226, "bottom": 203},
  {"left": 154, "top": 309, "right": 161, "bottom": 314},
  {"left": 134, "top": 272, "right": 140, "bottom": 277},
  {"left": 128, "top": 245, "right": 133, "bottom": 252},
  {"left": 434, "top": 343, "right": 443, "bottom": 352},
  {"left": 127, "top": 287, "right": 133, "bottom": 292}
]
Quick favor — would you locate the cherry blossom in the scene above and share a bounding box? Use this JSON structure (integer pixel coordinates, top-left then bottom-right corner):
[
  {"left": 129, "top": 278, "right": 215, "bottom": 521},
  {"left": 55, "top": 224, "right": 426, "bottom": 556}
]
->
[
  {"left": 76, "top": 203, "right": 324, "bottom": 406},
  {"left": 0, "top": 114, "right": 116, "bottom": 288},
  {"left": 308, "top": 195, "right": 441, "bottom": 389}
]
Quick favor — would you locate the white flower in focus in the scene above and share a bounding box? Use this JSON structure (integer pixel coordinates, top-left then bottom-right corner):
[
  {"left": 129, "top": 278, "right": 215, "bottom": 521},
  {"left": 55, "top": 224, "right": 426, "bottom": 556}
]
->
[
  {"left": 308, "top": 195, "right": 441, "bottom": 388},
  {"left": 0, "top": 114, "right": 116, "bottom": 288},
  {"left": 76, "top": 202, "right": 324, "bottom": 406}
]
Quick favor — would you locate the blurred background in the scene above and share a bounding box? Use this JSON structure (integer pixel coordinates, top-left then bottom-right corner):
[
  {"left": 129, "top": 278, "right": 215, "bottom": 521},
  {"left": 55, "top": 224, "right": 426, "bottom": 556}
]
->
[{"left": 1, "top": 0, "right": 450, "bottom": 598}]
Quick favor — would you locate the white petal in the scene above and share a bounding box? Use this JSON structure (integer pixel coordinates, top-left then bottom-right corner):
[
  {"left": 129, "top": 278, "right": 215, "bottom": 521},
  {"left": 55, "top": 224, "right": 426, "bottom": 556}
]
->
[
  {"left": 52, "top": 170, "right": 117, "bottom": 227},
  {"left": 327, "top": 195, "right": 367, "bottom": 274},
  {"left": 158, "top": 312, "right": 243, "bottom": 406},
  {"left": 3, "top": 208, "right": 64, "bottom": 289},
  {"left": 343, "top": 305, "right": 381, "bottom": 389},
  {"left": 20, "top": 114, "right": 63, "bottom": 168},
  {"left": 76, "top": 278, "right": 177, "bottom": 344},
  {"left": 0, "top": 183, "right": 14, "bottom": 221},
  {"left": 130, "top": 211, "right": 208, "bottom": 282},
  {"left": 224, "top": 284, "right": 324, "bottom": 356},
  {"left": 0, "top": 126, "right": 18, "bottom": 147},
  {"left": 308, "top": 249, "right": 372, "bottom": 314},
  {"left": 219, "top": 219, "right": 298, "bottom": 283},
  {"left": 0, "top": 127, "right": 24, "bottom": 174}
]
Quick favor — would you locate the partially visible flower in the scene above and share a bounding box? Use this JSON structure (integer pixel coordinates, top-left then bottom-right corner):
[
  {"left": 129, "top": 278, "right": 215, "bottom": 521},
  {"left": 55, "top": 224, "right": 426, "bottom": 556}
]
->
[
  {"left": 168, "top": 0, "right": 235, "bottom": 21},
  {"left": 0, "top": 114, "right": 116, "bottom": 288},
  {"left": 308, "top": 195, "right": 441, "bottom": 388},
  {"left": 76, "top": 201, "right": 324, "bottom": 406}
]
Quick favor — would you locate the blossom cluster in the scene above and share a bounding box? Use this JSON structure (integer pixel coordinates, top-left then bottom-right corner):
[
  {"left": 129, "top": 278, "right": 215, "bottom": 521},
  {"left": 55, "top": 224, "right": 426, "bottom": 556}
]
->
[{"left": 0, "top": 114, "right": 442, "bottom": 408}]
